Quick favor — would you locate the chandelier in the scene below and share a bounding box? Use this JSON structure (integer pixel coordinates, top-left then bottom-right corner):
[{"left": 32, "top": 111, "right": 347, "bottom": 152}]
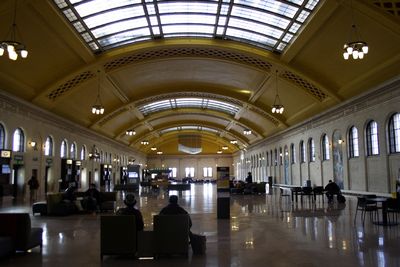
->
[
  {"left": 141, "top": 140, "right": 149, "bottom": 145},
  {"left": 91, "top": 71, "right": 105, "bottom": 115},
  {"left": 88, "top": 145, "right": 100, "bottom": 159},
  {"left": 343, "top": 1, "right": 368, "bottom": 60},
  {"left": 126, "top": 129, "right": 136, "bottom": 136},
  {"left": 0, "top": 0, "right": 28, "bottom": 61},
  {"left": 271, "top": 70, "right": 284, "bottom": 114}
]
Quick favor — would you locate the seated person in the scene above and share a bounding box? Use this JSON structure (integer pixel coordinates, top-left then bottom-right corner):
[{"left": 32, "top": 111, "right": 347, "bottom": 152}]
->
[
  {"left": 82, "top": 183, "right": 100, "bottom": 212},
  {"left": 159, "top": 195, "right": 192, "bottom": 228},
  {"left": 115, "top": 194, "right": 144, "bottom": 231},
  {"left": 63, "top": 185, "right": 77, "bottom": 202},
  {"left": 324, "top": 180, "right": 341, "bottom": 203}
]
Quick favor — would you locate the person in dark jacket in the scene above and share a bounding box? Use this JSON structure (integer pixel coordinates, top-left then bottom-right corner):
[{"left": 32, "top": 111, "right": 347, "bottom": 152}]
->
[
  {"left": 245, "top": 172, "right": 253, "bottom": 184},
  {"left": 159, "top": 195, "right": 192, "bottom": 228},
  {"left": 116, "top": 194, "right": 144, "bottom": 231},
  {"left": 324, "top": 180, "right": 341, "bottom": 203},
  {"left": 82, "top": 183, "right": 100, "bottom": 212}
]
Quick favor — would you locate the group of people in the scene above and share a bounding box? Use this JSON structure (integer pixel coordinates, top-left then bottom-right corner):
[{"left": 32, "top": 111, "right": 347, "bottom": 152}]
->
[{"left": 116, "top": 193, "right": 191, "bottom": 232}]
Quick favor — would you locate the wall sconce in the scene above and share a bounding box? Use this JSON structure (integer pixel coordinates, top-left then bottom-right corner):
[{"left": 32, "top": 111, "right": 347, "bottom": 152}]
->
[
  {"left": 338, "top": 139, "right": 344, "bottom": 144},
  {"left": 29, "top": 141, "right": 37, "bottom": 150}
]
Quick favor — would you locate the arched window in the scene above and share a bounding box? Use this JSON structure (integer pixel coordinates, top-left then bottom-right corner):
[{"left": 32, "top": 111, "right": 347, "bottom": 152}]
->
[
  {"left": 61, "top": 139, "right": 68, "bottom": 158},
  {"left": 44, "top": 136, "right": 53, "bottom": 156},
  {"left": 322, "top": 134, "right": 330, "bottom": 160},
  {"left": 279, "top": 147, "right": 283, "bottom": 165},
  {"left": 290, "top": 143, "right": 296, "bottom": 164},
  {"left": 0, "top": 123, "right": 5, "bottom": 149},
  {"left": 349, "top": 126, "right": 359, "bottom": 158},
  {"left": 266, "top": 151, "right": 269, "bottom": 166},
  {"left": 70, "top": 142, "right": 76, "bottom": 159},
  {"left": 12, "top": 128, "right": 24, "bottom": 152},
  {"left": 388, "top": 113, "right": 400, "bottom": 153},
  {"left": 80, "top": 145, "right": 86, "bottom": 160},
  {"left": 366, "top": 121, "right": 379, "bottom": 156},
  {"left": 300, "top": 141, "right": 305, "bottom": 163},
  {"left": 308, "top": 138, "right": 315, "bottom": 162},
  {"left": 274, "top": 149, "right": 278, "bottom": 165}
]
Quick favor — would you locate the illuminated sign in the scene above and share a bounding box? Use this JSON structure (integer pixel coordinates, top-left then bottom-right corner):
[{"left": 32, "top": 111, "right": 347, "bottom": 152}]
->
[{"left": 1, "top": 150, "right": 11, "bottom": 158}]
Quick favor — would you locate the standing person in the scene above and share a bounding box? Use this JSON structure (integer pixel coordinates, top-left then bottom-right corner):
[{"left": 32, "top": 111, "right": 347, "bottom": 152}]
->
[
  {"left": 27, "top": 176, "right": 39, "bottom": 203},
  {"left": 159, "top": 195, "right": 192, "bottom": 228},
  {"left": 324, "top": 179, "right": 341, "bottom": 203},
  {"left": 116, "top": 194, "right": 144, "bottom": 231}
]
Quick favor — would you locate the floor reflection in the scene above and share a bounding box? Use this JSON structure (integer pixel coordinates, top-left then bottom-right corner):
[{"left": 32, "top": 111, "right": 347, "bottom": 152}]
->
[{"left": 0, "top": 184, "right": 399, "bottom": 267}]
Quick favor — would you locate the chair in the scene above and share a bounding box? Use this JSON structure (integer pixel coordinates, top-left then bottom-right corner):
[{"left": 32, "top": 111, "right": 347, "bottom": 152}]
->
[
  {"left": 100, "top": 215, "right": 137, "bottom": 260},
  {"left": 312, "top": 186, "right": 324, "bottom": 203},
  {"left": 279, "top": 187, "right": 291, "bottom": 202},
  {"left": 386, "top": 198, "right": 400, "bottom": 224},
  {"left": 0, "top": 213, "right": 43, "bottom": 253},
  {"left": 354, "top": 197, "right": 378, "bottom": 225},
  {"left": 300, "top": 187, "right": 314, "bottom": 203},
  {"left": 153, "top": 214, "right": 190, "bottom": 258}
]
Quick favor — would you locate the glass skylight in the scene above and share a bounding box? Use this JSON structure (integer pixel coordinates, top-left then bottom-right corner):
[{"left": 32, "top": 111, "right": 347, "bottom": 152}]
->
[
  {"left": 53, "top": 0, "right": 320, "bottom": 53},
  {"left": 138, "top": 97, "right": 240, "bottom": 116}
]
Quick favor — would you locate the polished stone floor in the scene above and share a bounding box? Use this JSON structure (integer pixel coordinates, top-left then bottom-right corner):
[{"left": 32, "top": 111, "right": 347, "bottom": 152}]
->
[{"left": 1, "top": 184, "right": 399, "bottom": 267}]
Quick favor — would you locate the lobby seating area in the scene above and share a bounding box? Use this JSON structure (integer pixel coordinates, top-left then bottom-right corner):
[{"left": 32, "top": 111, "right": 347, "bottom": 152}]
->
[
  {"left": 33, "top": 191, "right": 117, "bottom": 216},
  {"left": 1, "top": 184, "right": 400, "bottom": 266},
  {"left": 0, "top": 213, "right": 42, "bottom": 255}
]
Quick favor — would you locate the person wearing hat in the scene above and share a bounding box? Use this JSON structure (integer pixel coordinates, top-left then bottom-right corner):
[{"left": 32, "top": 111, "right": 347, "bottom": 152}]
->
[
  {"left": 116, "top": 194, "right": 144, "bottom": 231},
  {"left": 159, "top": 195, "right": 192, "bottom": 228}
]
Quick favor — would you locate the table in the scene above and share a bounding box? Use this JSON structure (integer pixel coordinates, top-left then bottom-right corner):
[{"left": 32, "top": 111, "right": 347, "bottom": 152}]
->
[{"left": 369, "top": 197, "right": 398, "bottom": 226}]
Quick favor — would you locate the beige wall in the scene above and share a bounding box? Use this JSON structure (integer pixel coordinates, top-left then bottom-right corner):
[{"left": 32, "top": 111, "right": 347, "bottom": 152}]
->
[
  {"left": 147, "top": 155, "right": 233, "bottom": 180},
  {"left": 234, "top": 79, "right": 400, "bottom": 194},
  {"left": 0, "top": 92, "right": 145, "bottom": 201}
]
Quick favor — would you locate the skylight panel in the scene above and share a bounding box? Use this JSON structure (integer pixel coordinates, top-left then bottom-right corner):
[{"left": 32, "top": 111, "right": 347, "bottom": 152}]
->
[
  {"left": 230, "top": 7, "right": 290, "bottom": 29},
  {"left": 163, "top": 25, "right": 214, "bottom": 35},
  {"left": 160, "top": 14, "right": 216, "bottom": 25},
  {"left": 74, "top": 0, "right": 141, "bottom": 17},
  {"left": 226, "top": 28, "right": 277, "bottom": 47},
  {"left": 84, "top": 6, "right": 145, "bottom": 28},
  {"left": 158, "top": 2, "right": 218, "bottom": 14},
  {"left": 92, "top": 18, "right": 148, "bottom": 38},
  {"left": 228, "top": 18, "right": 284, "bottom": 39},
  {"left": 296, "top": 10, "right": 310, "bottom": 23}
]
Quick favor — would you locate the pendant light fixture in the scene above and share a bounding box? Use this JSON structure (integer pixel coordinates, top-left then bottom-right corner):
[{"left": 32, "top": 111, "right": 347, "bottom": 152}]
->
[
  {"left": 343, "top": 0, "right": 368, "bottom": 60},
  {"left": 0, "top": 0, "right": 28, "bottom": 61},
  {"left": 91, "top": 71, "right": 105, "bottom": 115},
  {"left": 271, "top": 70, "right": 284, "bottom": 114}
]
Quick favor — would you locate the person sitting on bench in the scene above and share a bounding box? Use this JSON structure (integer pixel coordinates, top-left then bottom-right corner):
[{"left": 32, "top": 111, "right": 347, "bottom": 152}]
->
[{"left": 324, "top": 180, "right": 341, "bottom": 204}]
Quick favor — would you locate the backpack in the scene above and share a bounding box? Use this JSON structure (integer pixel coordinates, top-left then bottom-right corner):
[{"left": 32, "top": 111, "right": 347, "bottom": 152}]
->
[{"left": 337, "top": 194, "right": 346, "bottom": 203}]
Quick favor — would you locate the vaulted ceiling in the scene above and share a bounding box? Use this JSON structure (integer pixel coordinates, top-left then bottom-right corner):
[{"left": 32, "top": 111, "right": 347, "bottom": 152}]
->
[{"left": 1, "top": 0, "right": 400, "bottom": 156}]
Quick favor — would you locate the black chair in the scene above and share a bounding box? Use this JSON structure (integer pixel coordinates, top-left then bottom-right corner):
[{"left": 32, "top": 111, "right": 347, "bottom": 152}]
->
[
  {"left": 386, "top": 198, "right": 400, "bottom": 224},
  {"left": 312, "top": 186, "right": 324, "bottom": 203},
  {"left": 279, "top": 187, "right": 291, "bottom": 203},
  {"left": 300, "top": 187, "right": 314, "bottom": 203},
  {"left": 354, "top": 197, "right": 378, "bottom": 225}
]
